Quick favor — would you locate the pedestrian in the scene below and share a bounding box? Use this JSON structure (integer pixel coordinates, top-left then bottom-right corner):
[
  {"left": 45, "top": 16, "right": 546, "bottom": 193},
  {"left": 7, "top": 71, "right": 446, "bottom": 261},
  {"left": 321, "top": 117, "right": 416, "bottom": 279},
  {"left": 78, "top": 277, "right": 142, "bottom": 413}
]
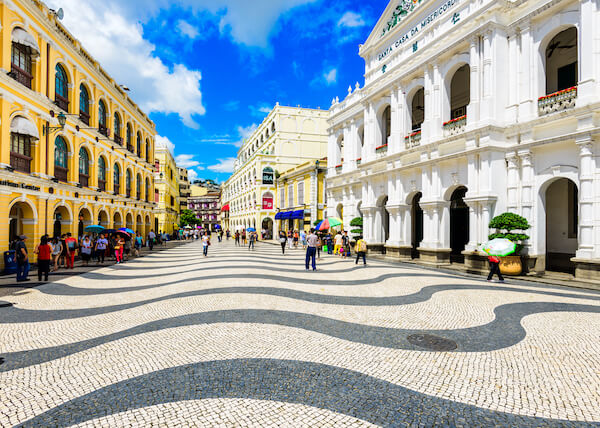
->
[
  {"left": 287, "top": 230, "right": 293, "bottom": 249},
  {"left": 305, "top": 228, "right": 318, "bottom": 271},
  {"left": 241, "top": 230, "right": 247, "bottom": 246},
  {"left": 34, "top": 235, "right": 52, "bottom": 282},
  {"left": 65, "top": 233, "right": 77, "bottom": 269},
  {"left": 226, "top": 229, "right": 231, "bottom": 240},
  {"left": 342, "top": 231, "right": 351, "bottom": 259},
  {"left": 95, "top": 233, "right": 108, "bottom": 265},
  {"left": 123, "top": 237, "right": 132, "bottom": 261},
  {"left": 80, "top": 235, "right": 93, "bottom": 266},
  {"left": 114, "top": 235, "right": 124, "bottom": 264},
  {"left": 134, "top": 233, "right": 143, "bottom": 257},
  {"left": 355, "top": 237, "right": 367, "bottom": 265},
  {"left": 51, "top": 237, "right": 62, "bottom": 272},
  {"left": 248, "top": 232, "right": 256, "bottom": 250},
  {"left": 293, "top": 230, "right": 299, "bottom": 248},
  {"left": 59, "top": 234, "right": 68, "bottom": 268},
  {"left": 148, "top": 230, "right": 156, "bottom": 250},
  {"left": 202, "top": 232, "right": 210, "bottom": 256},
  {"left": 235, "top": 231, "right": 240, "bottom": 246},
  {"left": 279, "top": 230, "right": 287, "bottom": 254},
  {"left": 301, "top": 229, "right": 307, "bottom": 249},
  {"left": 487, "top": 255, "right": 504, "bottom": 282},
  {"left": 334, "top": 232, "right": 343, "bottom": 256},
  {"left": 15, "top": 234, "right": 30, "bottom": 282},
  {"left": 326, "top": 232, "right": 333, "bottom": 255},
  {"left": 316, "top": 232, "right": 323, "bottom": 260}
]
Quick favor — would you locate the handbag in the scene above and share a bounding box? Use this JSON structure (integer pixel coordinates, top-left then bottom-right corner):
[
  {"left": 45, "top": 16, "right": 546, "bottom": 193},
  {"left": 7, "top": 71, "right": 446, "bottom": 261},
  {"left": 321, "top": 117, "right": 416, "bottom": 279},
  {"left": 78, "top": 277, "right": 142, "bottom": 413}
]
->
[
  {"left": 279, "top": 237, "right": 286, "bottom": 243},
  {"left": 323, "top": 245, "right": 328, "bottom": 252}
]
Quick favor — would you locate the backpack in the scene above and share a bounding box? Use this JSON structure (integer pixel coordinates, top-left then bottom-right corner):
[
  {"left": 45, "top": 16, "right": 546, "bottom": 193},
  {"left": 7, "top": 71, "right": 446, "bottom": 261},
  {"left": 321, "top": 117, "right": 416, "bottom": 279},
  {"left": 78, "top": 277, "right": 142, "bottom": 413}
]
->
[{"left": 358, "top": 240, "right": 367, "bottom": 252}]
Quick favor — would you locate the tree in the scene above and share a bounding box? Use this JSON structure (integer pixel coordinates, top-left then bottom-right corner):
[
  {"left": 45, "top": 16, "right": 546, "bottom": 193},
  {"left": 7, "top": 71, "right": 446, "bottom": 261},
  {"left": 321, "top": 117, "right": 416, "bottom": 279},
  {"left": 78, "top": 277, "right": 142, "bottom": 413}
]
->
[
  {"left": 488, "top": 212, "right": 530, "bottom": 254},
  {"left": 350, "top": 217, "right": 363, "bottom": 240},
  {"left": 180, "top": 209, "right": 199, "bottom": 227}
]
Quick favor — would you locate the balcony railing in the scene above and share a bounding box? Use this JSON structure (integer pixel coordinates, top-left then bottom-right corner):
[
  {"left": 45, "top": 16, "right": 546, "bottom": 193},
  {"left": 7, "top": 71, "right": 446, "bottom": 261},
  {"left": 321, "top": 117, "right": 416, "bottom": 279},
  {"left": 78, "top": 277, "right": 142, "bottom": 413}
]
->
[
  {"left": 405, "top": 129, "right": 422, "bottom": 149},
  {"left": 79, "top": 173, "right": 89, "bottom": 188},
  {"left": 443, "top": 115, "right": 466, "bottom": 136},
  {"left": 55, "top": 94, "right": 69, "bottom": 112},
  {"left": 10, "top": 152, "right": 31, "bottom": 173},
  {"left": 127, "top": 144, "right": 135, "bottom": 153},
  {"left": 375, "top": 144, "right": 388, "bottom": 156},
  {"left": 538, "top": 86, "right": 577, "bottom": 116},
  {"left": 99, "top": 124, "right": 109, "bottom": 137},
  {"left": 335, "top": 164, "right": 342, "bottom": 173},
  {"left": 114, "top": 135, "right": 123, "bottom": 145},
  {"left": 79, "top": 111, "right": 90, "bottom": 126},
  {"left": 10, "top": 64, "right": 32, "bottom": 89},
  {"left": 54, "top": 165, "right": 68, "bottom": 183},
  {"left": 98, "top": 179, "right": 106, "bottom": 192}
]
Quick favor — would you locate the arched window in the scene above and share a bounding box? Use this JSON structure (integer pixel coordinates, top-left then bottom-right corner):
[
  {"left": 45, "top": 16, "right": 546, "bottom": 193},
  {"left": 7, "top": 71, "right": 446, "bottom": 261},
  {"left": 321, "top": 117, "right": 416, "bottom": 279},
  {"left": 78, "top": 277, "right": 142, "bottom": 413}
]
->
[
  {"left": 126, "top": 123, "right": 133, "bottom": 152},
  {"left": 11, "top": 28, "right": 35, "bottom": 89},
  {"left": 146, "top": 139, "right": 151, "bottom": 162},
  {"left": 98, "top": 100, "right": 108, "bottom": 135},
  {"left": 113, "top": 113, "right": 122, "bottom": 144},
  {"left": 145, "top": 178, "right": 150, "bottom": 202},
  {"left": 126, "top": 169, "right": 132, "bottom": 197},
  {"left": 79, "top": 84, "right": 90, "bottom": 124},
  {"left": 136, "top": 132, "right": 142, "bottom": 157},
  {"left": 113, "top": 163, "right": 121, "bottom": 194},
  {"left": 98, "top": 157, "right": 106, "bottom": 191},
  {"left": 54, "top": 136, "right": 68, "bottom": 182},
  {"left": 78, "top": 147, "right": 89, "bottom": 187},
  {"left": 55, "top": 64, "right": 69, "bottom": 111},
  {"left": 136, "top": 174, "right": 141, "bottom": 199},
  {"left": 382, "top": 105, "right": 391, "bottom": 145}
]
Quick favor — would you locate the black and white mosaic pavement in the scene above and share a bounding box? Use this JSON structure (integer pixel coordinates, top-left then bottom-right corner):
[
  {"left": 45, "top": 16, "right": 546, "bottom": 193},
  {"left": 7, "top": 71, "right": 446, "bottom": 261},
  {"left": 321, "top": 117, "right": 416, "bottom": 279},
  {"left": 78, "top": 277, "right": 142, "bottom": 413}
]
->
[{"left": 1, "top": 240, "right": 599, "bottom": 426}]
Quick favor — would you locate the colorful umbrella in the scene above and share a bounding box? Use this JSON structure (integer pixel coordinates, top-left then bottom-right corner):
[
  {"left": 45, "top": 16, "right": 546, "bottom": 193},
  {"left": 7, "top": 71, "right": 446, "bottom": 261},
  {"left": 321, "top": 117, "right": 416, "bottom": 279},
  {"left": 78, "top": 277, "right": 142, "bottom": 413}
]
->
[
  {"left": 115, "top": 231, "right": 131, "bottom": 241},
  {"left": 215, "top": 225, "right": 222, "bottom": 229},
  {"left": 246, "top": 227, "right": 256, "bottom": 232},
  {"left": 119, "top": 227, "right": 135, "bottom": 235},
  {"left": 84, "top": 225, "right": 104, "bottom": 233},
  {"left": 479, "top": 238, "right": 516, "bottom": 257},
  {"left": 318, "top": 217, "right": 343, "bottom": 231}
]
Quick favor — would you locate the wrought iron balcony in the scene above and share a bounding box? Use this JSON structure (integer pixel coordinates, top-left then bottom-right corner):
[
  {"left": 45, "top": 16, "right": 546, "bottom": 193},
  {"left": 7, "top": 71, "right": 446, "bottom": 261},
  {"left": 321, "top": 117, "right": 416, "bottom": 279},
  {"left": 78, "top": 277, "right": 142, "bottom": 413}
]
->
[
  {"left": 9, "top": 64, "right": 32, "bottom": 89},
  {"left": 10, "top": 152, "right": 31, "bottom": 173}
]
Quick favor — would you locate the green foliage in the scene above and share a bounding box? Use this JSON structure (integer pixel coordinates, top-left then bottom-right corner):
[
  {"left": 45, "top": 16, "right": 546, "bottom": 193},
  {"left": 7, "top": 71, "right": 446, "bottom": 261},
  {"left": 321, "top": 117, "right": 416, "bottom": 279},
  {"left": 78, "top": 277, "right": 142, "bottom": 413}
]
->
[
  {"left": 350, "top": 229, "right": 363, "bottom": 234},
  {"left": 180, "top": 209, "right": 200, "bottom": 227},
  {"left": 350, "top": 217, "right": 363, "bottom": 227},
  {"left": 488, "top": 212, "right": 530, "bottom": 254}
]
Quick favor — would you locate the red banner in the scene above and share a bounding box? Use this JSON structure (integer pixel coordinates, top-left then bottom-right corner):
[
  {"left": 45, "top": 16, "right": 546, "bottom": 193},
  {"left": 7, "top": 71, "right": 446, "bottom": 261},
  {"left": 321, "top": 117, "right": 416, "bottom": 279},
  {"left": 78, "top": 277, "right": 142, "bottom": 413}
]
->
[{"left": 262, "top": 197, "right": 273, "bottom": 210}]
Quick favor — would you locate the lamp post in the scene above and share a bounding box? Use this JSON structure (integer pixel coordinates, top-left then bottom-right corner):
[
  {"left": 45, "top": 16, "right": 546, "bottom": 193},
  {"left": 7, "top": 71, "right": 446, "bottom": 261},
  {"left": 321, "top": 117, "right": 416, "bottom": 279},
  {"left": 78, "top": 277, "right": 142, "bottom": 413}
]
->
[{"left": 42, "top": 111, "right": 67, "bottom": 135}]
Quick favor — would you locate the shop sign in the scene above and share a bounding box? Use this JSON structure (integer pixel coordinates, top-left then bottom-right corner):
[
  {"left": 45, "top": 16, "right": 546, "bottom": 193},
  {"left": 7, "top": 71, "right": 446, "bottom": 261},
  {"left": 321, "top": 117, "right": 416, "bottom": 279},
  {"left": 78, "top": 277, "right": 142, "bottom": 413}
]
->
[
  {"left": 263, "top": 167, "right": 274, "bottom": 185},
  {"left": 0, "top": 180, "right": 41, "bottom": 191},
  {"left": 377, "top": 0, "right": 460, "bottom": 62},
  {"left": 262, "top": 197, "right": 274, "bottom": 210}
]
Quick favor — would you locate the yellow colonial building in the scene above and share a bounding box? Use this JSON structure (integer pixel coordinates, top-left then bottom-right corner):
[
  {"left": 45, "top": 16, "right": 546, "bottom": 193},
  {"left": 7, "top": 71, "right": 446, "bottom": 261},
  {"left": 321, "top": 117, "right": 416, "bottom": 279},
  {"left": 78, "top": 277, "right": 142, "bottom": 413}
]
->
[
  {"left": 153, "top": 142, "right": 179, "bottom": 234},
  {"left": 0, "top": 0, "right": 156, "bottom": 265},
  {"left": 221, "top": 104, "right": 328, "bottom": 238},
  {"left": 275, "top": 159, "right": 327, "bottom": 234}
]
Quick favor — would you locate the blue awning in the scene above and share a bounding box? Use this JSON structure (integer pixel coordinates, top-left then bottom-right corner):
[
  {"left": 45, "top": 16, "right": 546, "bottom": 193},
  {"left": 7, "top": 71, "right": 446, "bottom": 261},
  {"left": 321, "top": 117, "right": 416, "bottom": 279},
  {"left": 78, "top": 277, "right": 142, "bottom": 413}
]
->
[
  {"left": 274, "top": 212, "right": 283, "bottom": 220},
  {"left": 281, "top": 211, "right": 292, "bottom": 219},
  {"left": 292, "top": 210, "right": 305, "bottom": 220}
]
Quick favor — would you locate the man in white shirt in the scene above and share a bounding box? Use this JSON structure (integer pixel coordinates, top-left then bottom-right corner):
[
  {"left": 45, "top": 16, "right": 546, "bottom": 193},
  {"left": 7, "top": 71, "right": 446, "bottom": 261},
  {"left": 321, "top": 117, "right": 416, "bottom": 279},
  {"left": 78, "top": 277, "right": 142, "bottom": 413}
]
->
[{"left": 305, "top": 229, "right": 319, "bottom": 271}]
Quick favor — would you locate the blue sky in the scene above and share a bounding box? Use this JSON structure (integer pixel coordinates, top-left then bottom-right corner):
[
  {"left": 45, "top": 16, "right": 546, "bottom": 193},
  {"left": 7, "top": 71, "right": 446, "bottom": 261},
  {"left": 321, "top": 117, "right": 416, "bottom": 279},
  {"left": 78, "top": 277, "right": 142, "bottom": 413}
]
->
[{"left": 47, "top": 0, "right": 389, "bottom": 182}]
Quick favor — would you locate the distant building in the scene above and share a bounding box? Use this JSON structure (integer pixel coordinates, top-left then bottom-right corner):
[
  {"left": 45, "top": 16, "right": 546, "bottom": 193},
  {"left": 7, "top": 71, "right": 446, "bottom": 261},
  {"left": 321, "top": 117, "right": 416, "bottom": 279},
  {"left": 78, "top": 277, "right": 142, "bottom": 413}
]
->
[
  {"left": 188, "top": 191, "right": 221, "bottom": 232},
  {"left": 221, "top": 104, "right": 328, "bottom": 238},
  {"left": 154, "top": 143, "right": 180, "bottom": 234},
  {"left": 178, "top": 167, "right": 191, "bottom": 211}
]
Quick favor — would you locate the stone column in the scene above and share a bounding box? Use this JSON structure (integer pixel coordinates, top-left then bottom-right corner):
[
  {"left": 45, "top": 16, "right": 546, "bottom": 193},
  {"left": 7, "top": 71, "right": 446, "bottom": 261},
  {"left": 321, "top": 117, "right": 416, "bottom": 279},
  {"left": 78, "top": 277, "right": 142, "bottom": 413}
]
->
[
  {"left": 468, "top": 35, "right": 481, "bottom": 126},
  {"left": 363, "top": 102, "right": 376, "bottom": 163},
  {"left": 575, "top": 136, "right": 595, "bottom": 259},
  {"left": 310, "top": 170, "right": 318, "bottom": 222},
  {"left": 480, "top": 30, "right": 493, "bottom": 121},
  {"left": 343, "top": 120, "right": 357, "bottom": 173},
  {"left": 385, "top": 205, "right": 401, "bottom": 247},
  {"left": 327, "top": 133, "right": 338, "bottom": 176},
  {"left": 506, "top": 152, "right": 520, "bottom": 213},
  {"left": 518, "top": 150, "right": 534, "bottom": 229},
  {"left": 464, "top": 199, "right": 480, "bottom": 251},
  {"left": 576, "top": 0, "right": 598, "bottom": 106},
  {"left": 518, "top": 23, "right": 534, "bottom": 121},
  {"left": 389, "top": 85, "right": 404, "bottom": 154},
  {"left": 506, "top": 30, "right": 519, "bottom": 122}
]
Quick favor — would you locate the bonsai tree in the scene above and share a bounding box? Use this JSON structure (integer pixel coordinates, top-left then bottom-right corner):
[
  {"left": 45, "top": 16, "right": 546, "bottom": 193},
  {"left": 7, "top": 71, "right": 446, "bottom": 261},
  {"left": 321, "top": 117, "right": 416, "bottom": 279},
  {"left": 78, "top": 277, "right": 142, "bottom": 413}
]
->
[
  {"left": 350, "top": 217, "right": 363, "bottom": 240},
  {"left": 488, "top": 212, "right": 530, "bottom": 254}
]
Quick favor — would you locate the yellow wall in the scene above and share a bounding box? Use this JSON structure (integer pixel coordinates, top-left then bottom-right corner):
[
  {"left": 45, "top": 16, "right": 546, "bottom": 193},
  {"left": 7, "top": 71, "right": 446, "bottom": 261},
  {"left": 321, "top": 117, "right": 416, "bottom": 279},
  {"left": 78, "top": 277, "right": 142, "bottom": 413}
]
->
[
  {"left": 154, "top": 147, "right": 180, "bottom": 234},
  {"left": 0, "top": 0, "right": 156, "bottom": 264}
]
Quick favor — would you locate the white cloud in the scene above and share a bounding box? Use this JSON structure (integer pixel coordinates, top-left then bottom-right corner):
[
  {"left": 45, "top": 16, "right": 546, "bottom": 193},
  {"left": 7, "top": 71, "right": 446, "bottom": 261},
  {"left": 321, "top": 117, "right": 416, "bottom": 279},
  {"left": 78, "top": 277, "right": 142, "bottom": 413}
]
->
[
  {"left": 249, "top": 103, "right": 273, "bottom": 117},
  {"left": 208, "top": 157, "right": 237, "bottom": 173},
  {"left": 188, "top": 169, "right": 199, "bottom": 181},
  {"left": 155, "top": 135, "right": 175, "bottom": 153},
  {"left": 47, "top": 0, "right": 205, "bottom": 128},
  {"left": 223, "top": 101, "right": 240, "bottom": 111},
  {"left": 177, "top": 19, "right": 199, "bottom": 39},
  {"left": 324, "top": 68, "right": 338, "bottom": 85},
  {"left": 337, "top": 11, "right": 365, "bottom": 28},
  {"left": 175, "top": 154, "right": 200, "bottom": 168}
]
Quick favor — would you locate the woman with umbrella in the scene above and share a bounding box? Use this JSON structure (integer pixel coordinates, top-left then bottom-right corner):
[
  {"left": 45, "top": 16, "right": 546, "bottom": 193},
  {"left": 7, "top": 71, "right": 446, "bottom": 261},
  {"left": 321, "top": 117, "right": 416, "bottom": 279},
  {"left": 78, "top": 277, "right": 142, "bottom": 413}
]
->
[{"left": 480, "top": 238, "right": 516, "bottom": 283}]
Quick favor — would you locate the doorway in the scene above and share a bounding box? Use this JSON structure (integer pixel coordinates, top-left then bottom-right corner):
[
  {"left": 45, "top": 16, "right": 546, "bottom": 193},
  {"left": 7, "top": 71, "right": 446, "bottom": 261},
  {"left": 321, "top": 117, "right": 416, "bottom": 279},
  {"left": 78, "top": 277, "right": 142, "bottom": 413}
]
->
[
  {"left": 545, "top": 178, "right": 578, "bottom": 273},
  {"left": 450, "top": 186, "right": 469, "bottom": 263},
  {"left": 411, "top": 192, "right": 423, "bottom": 259}
]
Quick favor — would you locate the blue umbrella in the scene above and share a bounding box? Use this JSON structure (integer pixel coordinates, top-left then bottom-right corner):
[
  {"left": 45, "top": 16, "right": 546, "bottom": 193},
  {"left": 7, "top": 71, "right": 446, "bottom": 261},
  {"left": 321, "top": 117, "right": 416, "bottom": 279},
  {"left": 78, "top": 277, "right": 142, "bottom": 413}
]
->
[
  {"left": 215, "top": 225, "right": 222, "bottom": 229},
  {"left": 119, "top": 227, "right": 135, "bottom": 235},
  {"left": 84, "top": 225, "right": 104, "bottom": 233},
  {"left": 246, "top": 227, "right": 256, "bottom": 232}
]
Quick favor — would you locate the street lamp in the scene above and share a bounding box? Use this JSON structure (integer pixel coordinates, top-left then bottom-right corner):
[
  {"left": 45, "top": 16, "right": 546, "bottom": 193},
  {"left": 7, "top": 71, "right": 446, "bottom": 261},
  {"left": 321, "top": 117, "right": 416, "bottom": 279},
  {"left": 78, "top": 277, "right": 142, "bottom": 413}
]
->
[{"left": 43, "top": 111, "right": 67, "bottom": 135}]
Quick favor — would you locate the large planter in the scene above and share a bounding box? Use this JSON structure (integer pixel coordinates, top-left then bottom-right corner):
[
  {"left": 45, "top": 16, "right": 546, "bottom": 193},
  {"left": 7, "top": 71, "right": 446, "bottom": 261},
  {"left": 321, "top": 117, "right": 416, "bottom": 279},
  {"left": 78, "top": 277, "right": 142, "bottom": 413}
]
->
[{"left": 500, "top": 255, "right": 522, "bottom": 276}]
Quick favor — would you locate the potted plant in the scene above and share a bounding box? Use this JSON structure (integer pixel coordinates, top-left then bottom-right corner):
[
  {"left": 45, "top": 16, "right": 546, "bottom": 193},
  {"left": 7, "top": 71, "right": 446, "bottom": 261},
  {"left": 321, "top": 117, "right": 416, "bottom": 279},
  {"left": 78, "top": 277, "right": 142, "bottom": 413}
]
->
[
  {"left": 350, "top": 217, "right": 363, "bottom": 245},
  {"left": 488, "top": 212, "right": 531, "bottom": 275}
]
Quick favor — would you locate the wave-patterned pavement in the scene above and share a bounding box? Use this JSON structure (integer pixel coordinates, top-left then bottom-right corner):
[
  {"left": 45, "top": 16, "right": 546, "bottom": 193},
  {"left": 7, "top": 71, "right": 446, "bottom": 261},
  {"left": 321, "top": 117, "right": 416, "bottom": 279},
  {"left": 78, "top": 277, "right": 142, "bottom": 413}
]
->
[{"left": 1, "top": 240, "right": 599, "bottom": 427}]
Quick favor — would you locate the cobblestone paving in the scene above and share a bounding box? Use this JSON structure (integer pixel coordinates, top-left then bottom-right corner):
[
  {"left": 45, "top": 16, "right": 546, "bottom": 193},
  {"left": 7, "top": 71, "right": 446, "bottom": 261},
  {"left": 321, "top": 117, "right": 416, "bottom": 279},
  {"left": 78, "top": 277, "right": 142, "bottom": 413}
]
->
[{"left": 1, "top": 241, "right": 599, "bottom": 427}]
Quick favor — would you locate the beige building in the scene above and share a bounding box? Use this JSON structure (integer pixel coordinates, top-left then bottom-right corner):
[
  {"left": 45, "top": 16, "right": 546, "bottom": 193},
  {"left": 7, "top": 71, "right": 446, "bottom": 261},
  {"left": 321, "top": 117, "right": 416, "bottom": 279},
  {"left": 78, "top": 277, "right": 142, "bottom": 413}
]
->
[
  {"left": 177, "top": 167, "right": 190, "bottom": 211},
  {"left": 154, "top": 142, "right": 179, "bottom": 234},
  {"left": 221, "top": 104, "right": 328, "bottom": 238}
]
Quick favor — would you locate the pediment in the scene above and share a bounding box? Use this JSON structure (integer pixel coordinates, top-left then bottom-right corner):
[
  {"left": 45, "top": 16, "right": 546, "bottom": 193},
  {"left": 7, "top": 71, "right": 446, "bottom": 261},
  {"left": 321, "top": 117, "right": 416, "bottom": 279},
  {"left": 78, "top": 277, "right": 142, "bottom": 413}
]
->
[{"left": 361, "top": 0, "right": 427, "bottom": 54}]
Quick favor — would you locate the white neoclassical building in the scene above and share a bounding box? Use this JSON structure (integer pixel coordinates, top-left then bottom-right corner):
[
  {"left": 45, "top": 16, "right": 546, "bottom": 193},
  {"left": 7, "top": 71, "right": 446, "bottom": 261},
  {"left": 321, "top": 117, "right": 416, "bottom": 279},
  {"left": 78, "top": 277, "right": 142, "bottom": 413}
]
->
[{"left": 326, "top": 0, "right": 600, "bottom": 280}]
